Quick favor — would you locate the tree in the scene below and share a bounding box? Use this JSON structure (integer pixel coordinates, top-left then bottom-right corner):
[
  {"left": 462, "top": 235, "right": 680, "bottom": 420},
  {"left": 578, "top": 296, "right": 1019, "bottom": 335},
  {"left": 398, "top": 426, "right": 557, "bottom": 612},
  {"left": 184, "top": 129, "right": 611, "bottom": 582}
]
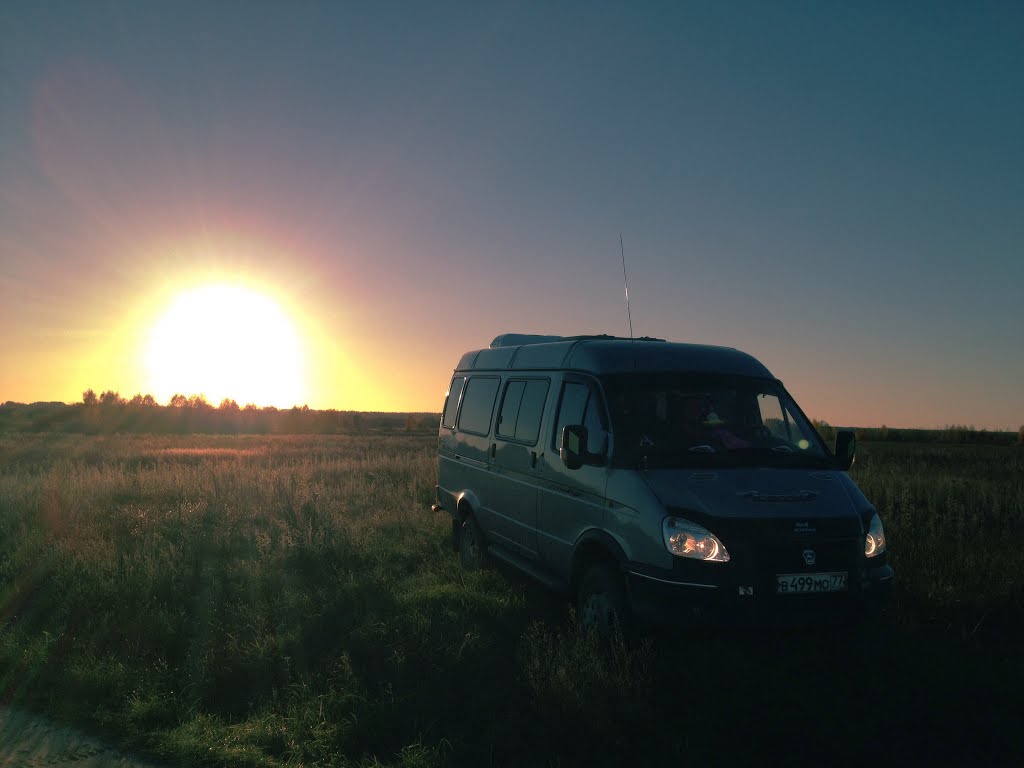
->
[
  {"left": 188, "top": 394, "right": 211, "bottom": 410},
  {"left": 219, "top": 398, "right": 240, "bottom": 411},
  {"left": 170, "top": 394, "right": 188, "bottom": 408},
  {"left": 99, "top": 390, "right": 124, "bottom": 406},
  {"left": 82, "top": 389, "right": 98, "bottom": 406},
  {"left": 811, "top": 418, "right": 836, "bottom": 443},
  {"left": 1019, "top": 425, "right": 1024, "bottom": 445}
]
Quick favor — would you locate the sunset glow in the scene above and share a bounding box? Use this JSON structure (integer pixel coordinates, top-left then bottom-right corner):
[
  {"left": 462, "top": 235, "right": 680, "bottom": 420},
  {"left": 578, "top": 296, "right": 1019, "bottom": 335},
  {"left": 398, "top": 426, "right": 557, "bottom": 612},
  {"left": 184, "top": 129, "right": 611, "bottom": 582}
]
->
[
  {"left": 145, "top": 284, "right": 305, "bottom": 407},
  {"left": 1, "top": 4, "right": 1022, "bottom": 427}
]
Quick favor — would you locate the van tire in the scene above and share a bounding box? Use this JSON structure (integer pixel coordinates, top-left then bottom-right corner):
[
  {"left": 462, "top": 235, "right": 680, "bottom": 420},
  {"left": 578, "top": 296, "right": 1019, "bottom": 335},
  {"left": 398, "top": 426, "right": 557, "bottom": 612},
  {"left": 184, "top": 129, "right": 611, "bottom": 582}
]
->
[
  {"left": 576, "top": 562, "right": 629, "bottom": 638},
  {"left": 459, "top": 515, "right": 487, "bottom": 571}
]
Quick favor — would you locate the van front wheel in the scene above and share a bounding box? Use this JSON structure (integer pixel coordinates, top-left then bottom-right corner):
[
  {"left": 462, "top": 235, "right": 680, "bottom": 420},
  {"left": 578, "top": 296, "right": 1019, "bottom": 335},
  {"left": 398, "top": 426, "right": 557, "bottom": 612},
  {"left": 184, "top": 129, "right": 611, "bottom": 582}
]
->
[
  {"left": 458, "top": 515, "right": 487, "bottom": 571},
  {"left": 577, "top": 563, "right": 629, "bottom": 638}
]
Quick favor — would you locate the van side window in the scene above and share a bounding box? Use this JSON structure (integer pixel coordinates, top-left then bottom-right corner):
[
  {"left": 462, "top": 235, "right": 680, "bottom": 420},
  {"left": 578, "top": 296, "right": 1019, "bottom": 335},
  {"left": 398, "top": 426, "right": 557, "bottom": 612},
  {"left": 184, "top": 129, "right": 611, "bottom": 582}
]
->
[
  {"left": 497, "top": 379, "right": 549, "bottom": 445},
  {"left": 552, "top": 381, "right": 607, "bottom": 455},
  {"left": 442, "top": 376, "right": 466, "bottom": 429},
  {"left": 496, "top": 381, "right": 526, "bottom": 439},
  {"left": 457, "top": 376, "right": 500, "bottom": 436},
  {"left": 757, "top": 393, "right": 790, "bottom": 441},
  {"left": 583, "top": 390, "right": 609, "bottom": 455},
  {"left": 516, "top": 380, "right": 549, "bottom": 444}
]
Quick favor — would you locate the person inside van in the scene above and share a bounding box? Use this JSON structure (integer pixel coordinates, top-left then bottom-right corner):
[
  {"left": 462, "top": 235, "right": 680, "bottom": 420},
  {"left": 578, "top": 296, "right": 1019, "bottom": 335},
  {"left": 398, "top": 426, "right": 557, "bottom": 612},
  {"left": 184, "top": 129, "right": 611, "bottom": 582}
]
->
[
  {"left": 705, "top": 393, "right": 753, "bottom": 451},
  {"left": 672, "top": 391, "right": 752, "bottom": 451}
]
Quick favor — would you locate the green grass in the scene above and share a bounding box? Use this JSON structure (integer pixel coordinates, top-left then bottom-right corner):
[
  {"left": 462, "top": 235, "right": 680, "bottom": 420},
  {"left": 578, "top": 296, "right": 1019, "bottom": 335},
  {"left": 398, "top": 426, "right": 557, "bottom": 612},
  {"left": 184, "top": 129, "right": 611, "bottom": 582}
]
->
[{"left": 1, "top": 435, "right": 1022, "bottom": 766}]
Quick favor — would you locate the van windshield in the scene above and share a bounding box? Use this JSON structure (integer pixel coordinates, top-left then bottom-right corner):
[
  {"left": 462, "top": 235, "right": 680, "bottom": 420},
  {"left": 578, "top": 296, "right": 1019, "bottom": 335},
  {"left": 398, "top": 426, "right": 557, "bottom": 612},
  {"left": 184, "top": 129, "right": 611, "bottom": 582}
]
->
[{"left": 601, "top": 373, "right": 830, "bottom": 469}]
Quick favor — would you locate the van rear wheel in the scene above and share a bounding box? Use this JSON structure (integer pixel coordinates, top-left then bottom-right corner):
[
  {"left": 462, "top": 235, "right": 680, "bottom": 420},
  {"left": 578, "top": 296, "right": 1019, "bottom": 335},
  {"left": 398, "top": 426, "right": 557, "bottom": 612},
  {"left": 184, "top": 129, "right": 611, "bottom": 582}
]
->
[
  {"left": 458, "top": 515, "right": 487, "bottom": 571},
  {"left": 577, "top": 562, "right": 629, "bottom": 639}
]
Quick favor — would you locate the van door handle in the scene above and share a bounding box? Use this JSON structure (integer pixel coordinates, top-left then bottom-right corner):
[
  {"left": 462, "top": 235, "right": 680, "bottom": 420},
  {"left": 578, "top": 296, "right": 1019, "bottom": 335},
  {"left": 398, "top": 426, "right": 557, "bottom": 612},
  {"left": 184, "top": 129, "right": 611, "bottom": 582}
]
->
[
  {"left": 530, "top": 451, "right": 537, "bottom": 468},
  {"left": 490, "top": 443, "right": 496, "bottom": 459}
]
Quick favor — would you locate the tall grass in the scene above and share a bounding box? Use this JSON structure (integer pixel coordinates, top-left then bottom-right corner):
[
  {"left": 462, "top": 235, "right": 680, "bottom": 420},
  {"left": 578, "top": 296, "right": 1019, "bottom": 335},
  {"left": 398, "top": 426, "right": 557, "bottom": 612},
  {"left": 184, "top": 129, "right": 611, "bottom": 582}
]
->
[
  {"left": 1, "top": 435, "right": 1021, "bottom": 766},
  {"left": 851, "top": 442, "right": 1024, "bottom": 620},
  {"left": 0, "top": 435, "right": 462, "bottom": 766}
]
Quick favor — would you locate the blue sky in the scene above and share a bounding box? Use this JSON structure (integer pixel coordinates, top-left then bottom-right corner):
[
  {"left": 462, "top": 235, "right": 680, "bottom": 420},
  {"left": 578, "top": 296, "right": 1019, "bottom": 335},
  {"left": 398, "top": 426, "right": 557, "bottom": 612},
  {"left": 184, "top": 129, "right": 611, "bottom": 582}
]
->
[{"left": 1, "top": 1, "right": 1022, "bottom": 427}]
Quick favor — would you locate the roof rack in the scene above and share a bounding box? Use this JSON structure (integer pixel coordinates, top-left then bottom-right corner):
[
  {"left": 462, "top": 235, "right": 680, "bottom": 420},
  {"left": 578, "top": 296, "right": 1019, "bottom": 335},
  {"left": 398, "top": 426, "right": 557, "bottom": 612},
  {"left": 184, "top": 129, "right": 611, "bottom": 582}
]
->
[
  {"left": 489, "top": 334, "right": 565, "bottom": 348},
  {"left": 489, "top": 333, "right": 665, "bottom": 348}
]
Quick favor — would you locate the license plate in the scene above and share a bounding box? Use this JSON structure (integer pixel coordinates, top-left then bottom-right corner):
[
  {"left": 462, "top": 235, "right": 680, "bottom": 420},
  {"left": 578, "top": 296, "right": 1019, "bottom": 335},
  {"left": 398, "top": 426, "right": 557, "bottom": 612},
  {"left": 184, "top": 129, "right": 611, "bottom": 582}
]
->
[{"left": 776, "top": 572, "right": 848, "bottom": 594}]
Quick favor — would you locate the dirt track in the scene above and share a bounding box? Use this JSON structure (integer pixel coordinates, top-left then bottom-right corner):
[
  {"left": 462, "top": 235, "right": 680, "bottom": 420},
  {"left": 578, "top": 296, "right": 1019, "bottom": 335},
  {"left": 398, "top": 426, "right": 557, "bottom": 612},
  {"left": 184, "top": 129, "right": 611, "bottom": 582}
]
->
[{"left": 0, "top": 707, "right": 158, "bottom": 768}]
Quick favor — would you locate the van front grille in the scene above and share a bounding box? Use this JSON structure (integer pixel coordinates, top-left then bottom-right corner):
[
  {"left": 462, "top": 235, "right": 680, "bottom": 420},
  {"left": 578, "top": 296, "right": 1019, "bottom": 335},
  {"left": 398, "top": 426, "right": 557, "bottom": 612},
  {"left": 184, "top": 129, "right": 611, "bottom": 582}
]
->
[{"left": 670, "top": 537, "right": 861, "bottom": 585}]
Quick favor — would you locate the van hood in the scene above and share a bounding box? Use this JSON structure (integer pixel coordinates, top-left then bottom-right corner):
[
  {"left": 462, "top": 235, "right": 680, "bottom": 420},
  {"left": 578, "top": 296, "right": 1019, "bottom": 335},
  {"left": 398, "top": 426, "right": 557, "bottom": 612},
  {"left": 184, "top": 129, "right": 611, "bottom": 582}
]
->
[{"left": 641, "top": 467, "right": 866, "bottom": 539}]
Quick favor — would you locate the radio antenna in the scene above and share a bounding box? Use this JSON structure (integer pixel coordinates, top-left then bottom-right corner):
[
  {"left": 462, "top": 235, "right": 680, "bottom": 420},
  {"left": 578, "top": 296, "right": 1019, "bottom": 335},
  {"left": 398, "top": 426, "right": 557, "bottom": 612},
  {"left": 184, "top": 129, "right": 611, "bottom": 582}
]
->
[{"left": 620, "top": 233, "right": 634, "bottom": 340}]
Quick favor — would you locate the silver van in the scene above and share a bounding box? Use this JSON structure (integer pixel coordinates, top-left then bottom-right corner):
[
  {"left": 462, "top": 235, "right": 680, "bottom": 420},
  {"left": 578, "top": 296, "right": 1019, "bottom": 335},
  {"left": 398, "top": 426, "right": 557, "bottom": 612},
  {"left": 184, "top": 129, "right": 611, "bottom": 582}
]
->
[{"left": 433, "top": 334, "right": 893, "bottom": 630}]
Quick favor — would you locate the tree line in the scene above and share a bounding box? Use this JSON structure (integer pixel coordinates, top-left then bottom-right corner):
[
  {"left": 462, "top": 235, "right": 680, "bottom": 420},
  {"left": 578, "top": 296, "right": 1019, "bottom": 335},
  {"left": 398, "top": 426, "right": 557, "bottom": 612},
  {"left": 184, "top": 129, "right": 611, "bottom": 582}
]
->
[
  {"left": 0, "top": 393, "right": 1018, "bottom": 443},
  {"left": 812, "top": 419, "right": 1023, "bottom": 447},
  {"left": 0, "top": 390, "right": 439, "bottom": 435}
]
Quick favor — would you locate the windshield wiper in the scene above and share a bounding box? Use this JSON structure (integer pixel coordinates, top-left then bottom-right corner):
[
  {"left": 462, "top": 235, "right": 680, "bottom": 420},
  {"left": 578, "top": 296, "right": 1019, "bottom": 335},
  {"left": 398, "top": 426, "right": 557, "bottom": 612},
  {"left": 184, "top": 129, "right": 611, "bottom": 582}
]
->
[
  {"left": 688, "top": 444, "right": 717, "bottom": 454},
  {"left": 771, "top": 445, "right": 795, "bottom": 454}
]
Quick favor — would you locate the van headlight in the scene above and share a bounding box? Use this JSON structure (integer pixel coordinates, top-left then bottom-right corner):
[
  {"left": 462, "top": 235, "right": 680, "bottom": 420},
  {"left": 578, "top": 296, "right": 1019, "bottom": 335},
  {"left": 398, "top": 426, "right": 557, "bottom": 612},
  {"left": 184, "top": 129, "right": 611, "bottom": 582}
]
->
[
  {"left": 663, "top": 517, "right": 730, "bottom": 562},
  {"left": 865, "top": 513, "right": 887, "bottom": 558}
]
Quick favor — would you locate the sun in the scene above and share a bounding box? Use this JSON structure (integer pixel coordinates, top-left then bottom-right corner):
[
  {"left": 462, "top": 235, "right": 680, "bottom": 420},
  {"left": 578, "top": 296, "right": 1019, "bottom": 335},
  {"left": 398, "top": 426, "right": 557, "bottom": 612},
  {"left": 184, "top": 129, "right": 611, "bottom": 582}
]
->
[{"left": 146, "top": 284, "right": 305, "bottom": 407}]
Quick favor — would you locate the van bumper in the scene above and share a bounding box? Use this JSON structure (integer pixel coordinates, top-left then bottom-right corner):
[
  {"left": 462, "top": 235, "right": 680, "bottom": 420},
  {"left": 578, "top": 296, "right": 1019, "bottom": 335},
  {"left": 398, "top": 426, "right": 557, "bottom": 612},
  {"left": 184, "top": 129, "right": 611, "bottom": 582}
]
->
[{"left": 625, "top": 561, "right": 893, "bottom": 626}]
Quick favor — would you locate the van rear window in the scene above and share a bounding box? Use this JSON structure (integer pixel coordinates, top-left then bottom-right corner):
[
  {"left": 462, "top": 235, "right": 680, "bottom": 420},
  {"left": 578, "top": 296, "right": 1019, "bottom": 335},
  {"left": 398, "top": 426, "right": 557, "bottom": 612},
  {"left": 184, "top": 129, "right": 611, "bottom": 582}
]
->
[
  {"left": 457, "top": 376, "right": 500, "bottom": 435},
  {"left": 441, "top": 376, "right": 466, "bottom": 429}
]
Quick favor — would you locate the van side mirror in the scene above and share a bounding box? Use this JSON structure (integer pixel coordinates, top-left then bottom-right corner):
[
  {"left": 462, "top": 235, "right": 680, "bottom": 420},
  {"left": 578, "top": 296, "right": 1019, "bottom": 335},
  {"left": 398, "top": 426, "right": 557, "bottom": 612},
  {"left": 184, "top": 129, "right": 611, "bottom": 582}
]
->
[
  {"left": 560, "top": 424, "right": 587, "bottom": 470},
  {"left": 835, "top": 430, "right": 856, "bottom": 471}
]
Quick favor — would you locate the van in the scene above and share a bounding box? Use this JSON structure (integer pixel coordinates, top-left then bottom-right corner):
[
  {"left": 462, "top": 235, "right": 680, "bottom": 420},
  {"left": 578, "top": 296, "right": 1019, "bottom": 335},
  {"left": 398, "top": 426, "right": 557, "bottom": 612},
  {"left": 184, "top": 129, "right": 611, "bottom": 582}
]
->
[{"left": 432, "top": 334, "right": 893, "bottom": 631}]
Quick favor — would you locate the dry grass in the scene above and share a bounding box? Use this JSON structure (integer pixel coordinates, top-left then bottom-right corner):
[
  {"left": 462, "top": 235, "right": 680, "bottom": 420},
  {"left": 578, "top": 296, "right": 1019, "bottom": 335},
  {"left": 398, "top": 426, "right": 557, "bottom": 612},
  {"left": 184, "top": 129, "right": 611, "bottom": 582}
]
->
[{"left": 1, "top": 434, "right": 1022, "bottom": 766}]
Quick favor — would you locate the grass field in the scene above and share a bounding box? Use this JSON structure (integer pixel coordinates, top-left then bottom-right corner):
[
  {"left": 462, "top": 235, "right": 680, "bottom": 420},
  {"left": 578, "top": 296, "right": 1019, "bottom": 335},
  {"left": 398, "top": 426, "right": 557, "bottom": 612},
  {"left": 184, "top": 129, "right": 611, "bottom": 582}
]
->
[{"left": 1, "top": 434, "right": 1022, "bottom": 766}]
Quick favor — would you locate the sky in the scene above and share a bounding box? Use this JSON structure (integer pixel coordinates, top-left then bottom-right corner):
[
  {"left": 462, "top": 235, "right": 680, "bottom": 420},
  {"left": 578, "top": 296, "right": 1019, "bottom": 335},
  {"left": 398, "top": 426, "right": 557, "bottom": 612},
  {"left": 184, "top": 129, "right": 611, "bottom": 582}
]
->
[{"left": 1, "top": 1, "right": 1021, "bottom": 428}]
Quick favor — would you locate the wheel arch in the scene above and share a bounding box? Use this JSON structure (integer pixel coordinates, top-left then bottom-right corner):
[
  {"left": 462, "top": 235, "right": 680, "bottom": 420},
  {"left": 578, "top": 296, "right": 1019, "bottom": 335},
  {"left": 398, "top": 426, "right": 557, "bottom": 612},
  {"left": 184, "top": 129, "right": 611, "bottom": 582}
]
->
[
  {"left": 569, "top": 529, "right": 628, "bottom": 593},
  {"left": 454, "top": 490, "right": 481, "bottom": 523},
  {"left": 452, "top": 491, "right": 484, "bottom": 553}
]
